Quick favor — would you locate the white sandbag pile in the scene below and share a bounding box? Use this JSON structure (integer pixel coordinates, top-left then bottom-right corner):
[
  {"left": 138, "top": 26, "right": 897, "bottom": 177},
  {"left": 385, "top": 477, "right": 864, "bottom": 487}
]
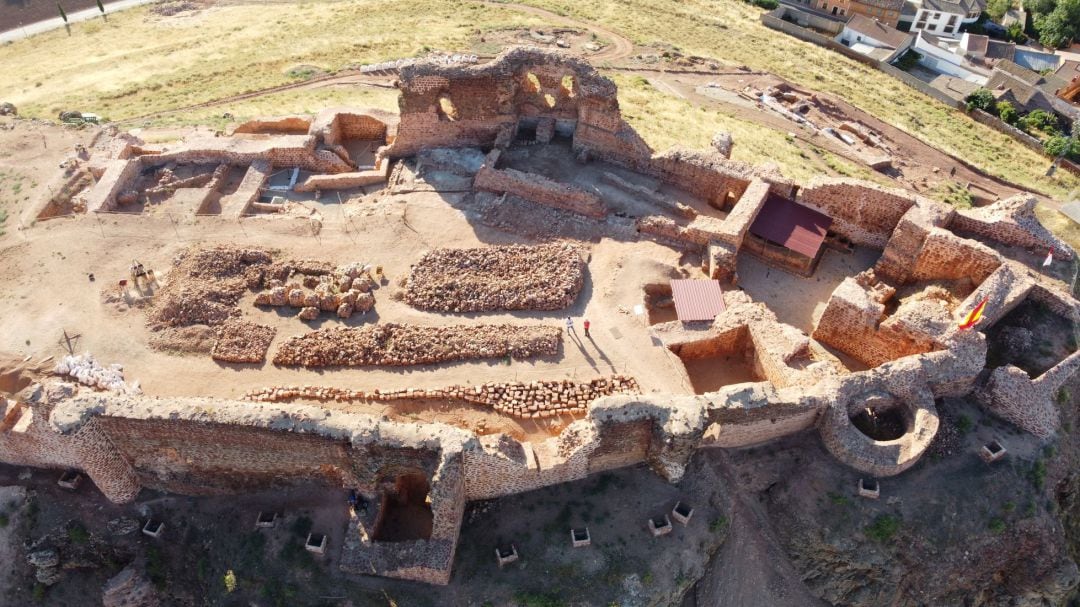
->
[{"left": 55, "top": 353, "right": 141, "bottom": 394}]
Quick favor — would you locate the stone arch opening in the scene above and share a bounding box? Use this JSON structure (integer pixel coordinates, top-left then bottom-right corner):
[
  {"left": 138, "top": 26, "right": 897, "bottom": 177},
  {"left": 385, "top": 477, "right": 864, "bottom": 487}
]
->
[
  {"left": 561, "top": 74, "right": 576, "bottom": 98},
  {"left": 372, "top": 471, "right": 434, "bottom": 542},
  {"left": 436, "top": 94, "right": 459, "bottom": 122},
  {"left": 523, "top": 72, "right": 542, "bottom": 94}
]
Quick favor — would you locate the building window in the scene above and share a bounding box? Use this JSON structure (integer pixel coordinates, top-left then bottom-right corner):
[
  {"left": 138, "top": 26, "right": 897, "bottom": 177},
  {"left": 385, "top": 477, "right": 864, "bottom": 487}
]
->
[
  {"left": 947, "top": 15, "right": 957, "bottom": 25},
  {"left": 944, "top": 25, "right": 955, "bottom": 33}
]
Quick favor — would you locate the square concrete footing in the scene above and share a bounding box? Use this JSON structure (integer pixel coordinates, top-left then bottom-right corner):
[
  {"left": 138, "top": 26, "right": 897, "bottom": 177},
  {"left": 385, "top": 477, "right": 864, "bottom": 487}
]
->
[
  {"left": 142, "top": 520, "right": 164, "bottom": 539},
  {"left": 672, "top": 502, "right": 694, "bottom": 525},
  {"left": 648, "top": 515, "right": 672, "bottom": 537},
  {"left": 255, "top": 512, "right": 278, "bottom": 528},
  {"left": 495, "top": 545, "right": 518, "bottom": 567},
  {"left": 981, "top": 440, "right": 1007, "bottom": 463},
  {"left": 571, "top": 527, "right": 590, "bottom": 548},
  {"left": 57, "top": 470, "right": 82, "bottom": 491},
  {"left": 305, "top": 533, "right": 327, "bottom": 555},
  {"left": 858, "top": 478, "right": 880, "bottom": 499}
]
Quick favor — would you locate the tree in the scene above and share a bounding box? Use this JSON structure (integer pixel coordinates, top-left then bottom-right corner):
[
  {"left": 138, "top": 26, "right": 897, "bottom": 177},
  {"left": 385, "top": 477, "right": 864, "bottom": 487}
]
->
[
  {"left": 1025, "top": 0, "right": 1056, "bottom": 16},
  {"left": 1044, "top": 135, "right": 1080, "bottom": 161},
  {"left": 1006, "top": 21, "right": 1028, "bottom": 42},
  {"left": 1021, "top": 109, "right": 1061, "bottom": 135},
  {"left": 1034, "top": 0, "right": 1080, "bottom": 47},
  {"left": 997, "top": 100, "right": 1018, "bottom": 124},
  {"left": 965, "top": 88, "right": 996, "bottom": 113},
  {"left": 987, "top": 0, "right": 1012, "bottom": 20}
]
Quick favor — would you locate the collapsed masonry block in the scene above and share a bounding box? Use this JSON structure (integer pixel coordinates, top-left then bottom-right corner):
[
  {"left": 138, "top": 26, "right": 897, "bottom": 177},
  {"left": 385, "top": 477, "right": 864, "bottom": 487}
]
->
[
  {"left": 648, "top": 515, "right": 673, "bottom": 537},
  {"left": 57, "top": 470, "right": 83, "bottom": 491},
  {"left": 142, "top": 520, "right": 164, "bottom": 539},
  {"left": 980, "top": 440, "right": 1007, "bottom": 463},
  {"left": 495, "top": 545, "right": 519, "bottom": 567},
  {"left": 255, "top": 512, "right": 278, "bottom": 528},
  {"left": 672, "top": 502, "right": 694, "bottom": 525},
  {"left": 858, "top": 478, "right": 880, "bottom": 500},
  {"left": 306, "top": 533, "right": 327, "bottom": 555},
  {"left": 571, "top": 527, "right": 591, "bottom": 548}
]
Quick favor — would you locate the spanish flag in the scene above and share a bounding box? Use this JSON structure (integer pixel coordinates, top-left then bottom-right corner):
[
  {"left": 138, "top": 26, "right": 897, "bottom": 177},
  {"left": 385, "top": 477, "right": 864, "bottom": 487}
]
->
[{"left": 958, "top": 297, "right": 989, "bottom": 330}]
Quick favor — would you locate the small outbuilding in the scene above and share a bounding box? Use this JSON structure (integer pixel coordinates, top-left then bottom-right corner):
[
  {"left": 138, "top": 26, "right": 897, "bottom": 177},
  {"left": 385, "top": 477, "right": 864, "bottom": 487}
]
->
[{"left": 745, "top": 194, "right": 833, "bottom": 276}]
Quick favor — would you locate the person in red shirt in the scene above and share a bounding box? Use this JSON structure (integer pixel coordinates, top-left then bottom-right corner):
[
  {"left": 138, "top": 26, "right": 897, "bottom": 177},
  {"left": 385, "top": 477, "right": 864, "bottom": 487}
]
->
[{"left": 583, "top": 319, "right": 591, "bottom": 338}]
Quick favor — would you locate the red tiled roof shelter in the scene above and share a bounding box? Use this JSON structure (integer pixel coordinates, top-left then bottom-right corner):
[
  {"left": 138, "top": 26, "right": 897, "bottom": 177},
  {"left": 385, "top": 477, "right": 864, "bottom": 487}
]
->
[
  {"left": 670, "top": 279, "right": 726, "bottom": 322},
  {"left": 748, "top": 195, "right": 833, "bottom": 259}
]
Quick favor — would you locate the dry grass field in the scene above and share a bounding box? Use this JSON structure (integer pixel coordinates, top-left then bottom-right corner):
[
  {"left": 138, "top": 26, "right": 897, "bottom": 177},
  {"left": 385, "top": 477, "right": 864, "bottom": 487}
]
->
[
  {"left": 0, "top": 0, "right": 550, "bottom": 120},
  {"left": 0, "top": 0, "right": 1076, "bottom": 205},
  {"left": 517, "top": 0, "right": 1080, "bottom": 201}
]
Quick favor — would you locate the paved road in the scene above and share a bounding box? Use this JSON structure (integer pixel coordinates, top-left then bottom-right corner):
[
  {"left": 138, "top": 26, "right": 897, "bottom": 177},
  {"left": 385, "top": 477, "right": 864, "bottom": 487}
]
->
[{"left": 0, "top": 0, "right": 157, "bottom": 44}]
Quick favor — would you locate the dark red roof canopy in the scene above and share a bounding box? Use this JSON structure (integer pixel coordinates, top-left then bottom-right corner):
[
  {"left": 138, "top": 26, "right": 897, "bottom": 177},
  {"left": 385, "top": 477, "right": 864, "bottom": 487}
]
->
[{"left": 749, "top": 195, "right": 833, "bottom": 258}]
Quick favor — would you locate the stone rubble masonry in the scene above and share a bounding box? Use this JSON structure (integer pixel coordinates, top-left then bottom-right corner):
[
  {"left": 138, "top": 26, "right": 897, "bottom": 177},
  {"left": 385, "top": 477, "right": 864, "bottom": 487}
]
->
[
  {"left": 952, "top": 195, "right": 1073, "bottom": 260},
  {"left": 232, "top": 115, "right": 313, "bottom": 136},
  {"left": 81, "top": 108, "right": 393, "bottom": 213},
  {"left": 474, "top": 157, "right": 606, "bottom": 218},
  {"left": 243, "top": 376, "right": 640, "bottom": 420},
  {"left": 874, "top": 198, "right": 955, "bottom": 283},
  {"left": 635, "top": 214, "right": 728, "bottom": 250},
  {"left": 954, "top": 262, "right": 1036, "bottom": 330},
  {"left": 713, "top": 178, "right": 770, "bottom": 247},
  {"left": 800, "top": 177, "right": 918, "bottom": 249},
  {"left": 229, "top": 160, "right": 272, "bottom": 219},
  {"left": 272, "top": 324, "right": 561, "bottom": 367},
  {"left": 812, "top": 271, "right": 953, "bottom": 369},
  {"left": 102, "top": 564, "right": 161, "bottom": 607},
  {"left": 404, "top": 244, "right": 585, "bottom": 313},
  {"left": 600, "top": 171, "right": 696, "bottom": 219},
  {"left": 977, "top": 346, "right": 1079, "bottom": 440},
  {"left": 908, "top": 228, "right": 1002, "bottom": 285}
]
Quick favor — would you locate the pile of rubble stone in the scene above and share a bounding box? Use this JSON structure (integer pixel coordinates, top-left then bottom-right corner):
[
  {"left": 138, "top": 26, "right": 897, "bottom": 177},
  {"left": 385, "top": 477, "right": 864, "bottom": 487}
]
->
[
  {"left": 272, "top": 324, "right": 561, "bottom": 367},
  {"left": 254, "top": 261, "right": 376, "bottom": 320},
  {"left": 244, "top": 375, "right": 640, "bottom": 419},
  {"left": 211, "top": 319, "right": 277, "bottom": 364},
  {"left": 148, "top": 247, "right": 272, "bottom": 330},
  {"left": 404, "top": 244, "right": 584, "bottom": 312}
]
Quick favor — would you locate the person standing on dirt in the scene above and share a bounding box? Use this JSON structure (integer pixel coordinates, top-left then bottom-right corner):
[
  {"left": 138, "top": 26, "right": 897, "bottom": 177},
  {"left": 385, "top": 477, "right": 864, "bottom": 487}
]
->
[
  {"left": 583, "top": 319, "right": 591, "bottom": 338},
  {"left": 566, "top": 316, "right": 574, "bottom": 334}
]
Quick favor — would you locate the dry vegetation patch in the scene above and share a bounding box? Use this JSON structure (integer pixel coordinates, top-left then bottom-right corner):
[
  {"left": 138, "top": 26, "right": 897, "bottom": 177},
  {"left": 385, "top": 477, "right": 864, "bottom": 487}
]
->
[
  {"left": 272, "top": 324, "right": 561, "bottom": 367},
  {"left": 404, "top": 244, "right": 585, "bottom": 312}
]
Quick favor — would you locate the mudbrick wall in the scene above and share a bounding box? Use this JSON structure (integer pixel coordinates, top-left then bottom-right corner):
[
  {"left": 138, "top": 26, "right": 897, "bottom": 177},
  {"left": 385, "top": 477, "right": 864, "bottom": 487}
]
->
[{"left": 474, "top": 162, "right": 606, "bottom": 218}]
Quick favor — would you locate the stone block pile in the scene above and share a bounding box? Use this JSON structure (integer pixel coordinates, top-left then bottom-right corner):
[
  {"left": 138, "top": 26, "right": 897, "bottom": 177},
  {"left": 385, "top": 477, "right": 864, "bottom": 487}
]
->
[
  {"left": 404, "top": 244, "right": 584, "bottom": 312},
  {"left": 211, "top": 320, "right": 277, "bottom": 364},
  {"left": 148, "top": 247, "right": 272, "bottom": 330},
  {"left": 244, "top": 375, "right": 640, "bottom": 419},
  {"left": 255, "top": 261, "right": 376, "bottom": 320},
  {"left": 273, "top": 324, "right": 561, "bottom": 367}
]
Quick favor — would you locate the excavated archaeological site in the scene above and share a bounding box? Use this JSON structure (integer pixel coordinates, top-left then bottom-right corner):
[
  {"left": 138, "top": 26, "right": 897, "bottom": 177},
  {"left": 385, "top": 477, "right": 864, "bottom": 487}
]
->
[{"left": 2, "top": 47, "right": 1080, "bottom": 598}]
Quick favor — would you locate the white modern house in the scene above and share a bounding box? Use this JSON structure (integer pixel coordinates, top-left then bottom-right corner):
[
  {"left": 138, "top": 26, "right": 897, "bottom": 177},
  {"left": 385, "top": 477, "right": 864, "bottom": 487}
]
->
[
  {"left": 911, "top": 30, "right": 990, "bottom": 83},
  {"left": 898, "top": 0, "right": 984, "bottom": 38},
  {"left": 836, "top": 15, "right": 914, "bottom": 61}
]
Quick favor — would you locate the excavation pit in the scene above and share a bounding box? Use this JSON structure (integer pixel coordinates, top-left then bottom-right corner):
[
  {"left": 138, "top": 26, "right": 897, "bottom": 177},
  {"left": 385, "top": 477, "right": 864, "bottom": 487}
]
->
[
  {"left": 672, "top": 502, "right": 694, "bottom": 525},
  {"left": 981, "top": 440, "right": 1007, "bottom": 463},
  {"left": 648, "top": 515, "right": 672, "bottom": 537},
  {"left": 57, "top": 470, "right": 82, "bottom": 491},
  {"left": 142, "top": 520, "right": 165, "bottom": 539},
  {"left": 495, "top": 545, "right": 519, "bottom": 567},
  {"left": 372, "top": 473, "right": 434, "bottom": 543},
  {"left": 305, "top": 533, "right": 327, "bottom": 555},
  {"left": 571, "top": 527, "right": 590, "bottom": 547},
  {"left": 858, "top": 478, "right": 880, "bottom": 499},
  {"left": 255, "top": 512, "right": 278, "bottom": 528}
]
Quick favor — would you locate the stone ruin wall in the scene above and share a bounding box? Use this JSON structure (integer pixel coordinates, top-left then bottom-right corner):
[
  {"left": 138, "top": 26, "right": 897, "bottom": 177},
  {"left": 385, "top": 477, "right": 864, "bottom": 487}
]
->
[
  {"left": 800, "top": 177, "right": 917, "bottom": 249},
  {"left": 909, "top": 228, "right": 1002, "bottom": 284},
  {"left": 874, "top": 200, "right": 955, "bottom": 284},
  {"left": 952, "top": 196, "right": 1073, "bottom": 260},
  {"left": 474, "top": 151, "right": 606, "bottom": 218}
]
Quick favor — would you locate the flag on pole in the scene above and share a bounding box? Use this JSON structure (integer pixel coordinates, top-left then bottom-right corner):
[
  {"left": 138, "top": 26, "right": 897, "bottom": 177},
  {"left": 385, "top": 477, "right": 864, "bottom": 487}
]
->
[
  {"left": 958, "top": 297, "right": 989, "bottom": 330},
  {"left": 1043, "top": 248, "right": 1053, "bottom": 267}
]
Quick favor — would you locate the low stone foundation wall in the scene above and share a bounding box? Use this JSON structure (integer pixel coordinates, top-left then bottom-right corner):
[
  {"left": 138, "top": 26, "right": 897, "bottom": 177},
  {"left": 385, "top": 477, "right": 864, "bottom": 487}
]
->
[{"left": 474, "top": 164, "right": 606, "bottom": 218}]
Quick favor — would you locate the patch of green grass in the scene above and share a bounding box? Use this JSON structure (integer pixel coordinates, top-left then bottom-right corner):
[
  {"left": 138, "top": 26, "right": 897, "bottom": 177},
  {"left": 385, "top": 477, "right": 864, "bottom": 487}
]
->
[
  {"left": 1030, "top": 458, "right": 1047, "bottom": 490},
  {"left": 147, "top": 545, "right": 167, "bottom": 590},
  {"left": 709, "top": 515, "right": 728, "bottom": 533},
  {"left": 1003, "top": 501, "right": 1016, "bottom": 513},
  {"left": 32, "top": 582, "right": 46, "bottom": 603},
  {"left": 827, "top": 491, "right": 851, "bottom": 506},
  {"left": 67, "top": 521, "right": 89, "bottom": 544},
  {"left": 956, "top": 414, "right": 973, "bottom": 435},
  {"left": 0, "top": 513, "right": 8, "bottom": 528},
  {"left": 988, "top": 517, "right": 1006, "bottom": 533},
  {"left": 514, "top": 591, "right": 566, "bottom": 607},
  {"left": 864, "top": 514, "right": 901, "bottom": 543}
]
